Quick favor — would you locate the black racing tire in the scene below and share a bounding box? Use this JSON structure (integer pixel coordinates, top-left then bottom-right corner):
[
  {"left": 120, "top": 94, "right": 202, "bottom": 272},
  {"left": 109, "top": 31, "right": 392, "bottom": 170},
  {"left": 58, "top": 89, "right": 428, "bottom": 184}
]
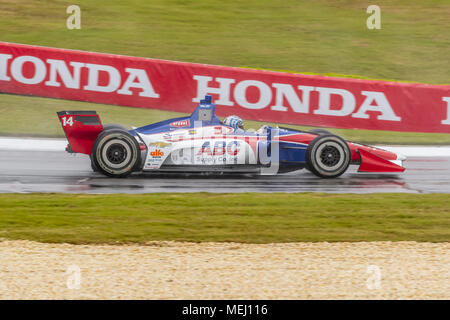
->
[
  {"left": 90, "top": 125, "right": 128, "bottom": 173},
  {"left": 91, "top": 129, "right": 140, "bottom": 178},
  {"left": 309, "top": 128, "right": 332, "bottom": 135},
  {"left": 90, "top": 155, "right": 99, "bottom": 172},
  {"left": 102, "top": 124, "right": 128, "bottom": 131},
  {"left": 305, "top": 134, "right": 351, "bottom": 178}
]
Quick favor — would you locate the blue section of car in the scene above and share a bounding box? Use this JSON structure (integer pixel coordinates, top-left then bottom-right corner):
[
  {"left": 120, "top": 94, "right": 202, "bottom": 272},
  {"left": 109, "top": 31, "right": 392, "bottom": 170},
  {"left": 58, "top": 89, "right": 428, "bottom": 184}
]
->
[
  {"left": 279, "top": 142, "right": 307, "bottom": 163},
  {"left": 130, "top": 95, "right": 222, "bottom": 136},
  {"left": 128, "top": 95, "right": 310, "bottom": 169}
]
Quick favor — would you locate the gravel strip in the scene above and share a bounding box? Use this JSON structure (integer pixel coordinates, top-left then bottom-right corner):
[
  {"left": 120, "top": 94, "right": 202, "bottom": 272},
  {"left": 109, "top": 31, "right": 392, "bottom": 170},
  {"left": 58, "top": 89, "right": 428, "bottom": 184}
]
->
[{"left": 0, "top": 240, "right": 448, "bottom": 299}]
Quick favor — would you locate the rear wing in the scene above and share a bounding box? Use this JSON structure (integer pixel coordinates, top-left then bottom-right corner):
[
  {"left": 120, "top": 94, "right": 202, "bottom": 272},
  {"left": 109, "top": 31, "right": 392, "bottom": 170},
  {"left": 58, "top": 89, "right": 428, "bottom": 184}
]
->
[{"left": 57, "top": 111, "right": 103, "bottom": 155}]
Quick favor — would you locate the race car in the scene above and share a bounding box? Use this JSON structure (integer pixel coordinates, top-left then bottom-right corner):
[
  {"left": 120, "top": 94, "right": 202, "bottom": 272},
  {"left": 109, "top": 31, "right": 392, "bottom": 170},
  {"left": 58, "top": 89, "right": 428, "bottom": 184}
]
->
[{"left": 57, "top": 95, "right": 406, "bottom": 178}]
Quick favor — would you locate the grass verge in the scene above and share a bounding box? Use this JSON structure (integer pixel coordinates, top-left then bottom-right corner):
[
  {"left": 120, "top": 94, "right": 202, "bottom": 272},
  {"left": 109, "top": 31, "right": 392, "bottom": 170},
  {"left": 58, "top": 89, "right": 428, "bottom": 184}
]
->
[
  {"left": 0, "top": 193, "right": 448, "bottom": 244},
  {"left": 1, "top": 93, "right": 449, "bottom": 145},
  {"left": 0, "top": 0, "right": 449, "bottom": 84}
]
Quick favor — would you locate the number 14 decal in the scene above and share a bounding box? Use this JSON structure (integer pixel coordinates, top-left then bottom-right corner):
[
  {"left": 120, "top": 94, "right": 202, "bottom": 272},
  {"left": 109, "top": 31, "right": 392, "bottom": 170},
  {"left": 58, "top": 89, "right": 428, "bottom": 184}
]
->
[{"left": 62, "top": 116, "right": 74, "bottom": 127}]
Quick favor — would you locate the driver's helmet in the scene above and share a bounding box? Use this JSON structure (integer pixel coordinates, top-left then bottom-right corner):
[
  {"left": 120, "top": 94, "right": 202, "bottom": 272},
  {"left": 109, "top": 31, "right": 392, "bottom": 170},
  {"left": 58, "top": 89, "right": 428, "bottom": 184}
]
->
[{"left": 223, "top": 115, "right": 244, "bottom": 130}]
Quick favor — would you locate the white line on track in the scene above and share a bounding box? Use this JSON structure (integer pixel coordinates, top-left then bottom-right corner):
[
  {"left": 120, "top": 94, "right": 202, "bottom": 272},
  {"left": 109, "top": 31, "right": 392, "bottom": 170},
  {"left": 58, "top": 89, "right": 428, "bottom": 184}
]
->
[
  {"left": 0, "top": 137, "right": 67, "bottom": 151},
  {"left": 0, "top": 137, "right": 449, "bottom": 157},
  {"left": 375, "top": 145, "right": 450, "bottom": 157}
]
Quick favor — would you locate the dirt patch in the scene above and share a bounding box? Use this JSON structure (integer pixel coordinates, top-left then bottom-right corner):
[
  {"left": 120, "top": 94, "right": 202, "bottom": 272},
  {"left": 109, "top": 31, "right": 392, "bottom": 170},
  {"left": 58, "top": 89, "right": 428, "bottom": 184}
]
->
[{"left": 0, "top": 240, "right": 448, "bottom": 299}]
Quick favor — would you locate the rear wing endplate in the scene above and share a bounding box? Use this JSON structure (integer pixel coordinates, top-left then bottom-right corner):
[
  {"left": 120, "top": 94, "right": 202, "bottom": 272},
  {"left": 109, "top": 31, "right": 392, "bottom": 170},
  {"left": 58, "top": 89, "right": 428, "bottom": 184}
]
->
[{"left": 57, "top": 111, "right": 103, "bottom": 155}]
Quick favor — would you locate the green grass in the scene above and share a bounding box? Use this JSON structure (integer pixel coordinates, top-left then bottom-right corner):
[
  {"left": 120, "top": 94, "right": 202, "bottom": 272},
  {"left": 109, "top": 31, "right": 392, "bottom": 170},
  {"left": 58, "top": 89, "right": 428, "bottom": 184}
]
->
[
  {"left": 2, "top": 93, "right": 450, "bottom": 144},
  {"left": 0, "top": 193, "right": 448, "bottom": 244},
  {"left": 0, "top": 0, "right": 449, "bottom": 84}
]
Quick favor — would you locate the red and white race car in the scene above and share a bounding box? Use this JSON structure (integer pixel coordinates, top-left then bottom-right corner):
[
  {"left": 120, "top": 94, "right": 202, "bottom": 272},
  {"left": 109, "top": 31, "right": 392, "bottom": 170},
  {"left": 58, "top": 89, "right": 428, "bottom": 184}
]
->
[{"left": 57, "top": 95, "right": 406, "bottom": 178}]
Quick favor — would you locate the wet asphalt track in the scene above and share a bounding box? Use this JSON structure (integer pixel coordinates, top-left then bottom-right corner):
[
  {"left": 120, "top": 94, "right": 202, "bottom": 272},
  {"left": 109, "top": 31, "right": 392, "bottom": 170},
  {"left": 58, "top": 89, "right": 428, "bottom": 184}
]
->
[{"left": 0, "top": 150, "right": 449, "bottom": 193}]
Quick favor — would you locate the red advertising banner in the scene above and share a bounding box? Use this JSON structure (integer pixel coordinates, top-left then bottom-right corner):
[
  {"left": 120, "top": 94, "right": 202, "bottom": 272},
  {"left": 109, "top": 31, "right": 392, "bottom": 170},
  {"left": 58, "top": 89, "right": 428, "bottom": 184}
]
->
[{"left": 1, "top": 42, "right": 449, "bottom": 133}]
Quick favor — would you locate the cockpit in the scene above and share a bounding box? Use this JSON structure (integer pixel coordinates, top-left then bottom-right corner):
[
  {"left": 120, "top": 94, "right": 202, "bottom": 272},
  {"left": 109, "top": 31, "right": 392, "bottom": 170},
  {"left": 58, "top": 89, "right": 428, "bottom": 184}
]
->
[{"left": 191, "top": 95, "right": 270, "bottom": 136}]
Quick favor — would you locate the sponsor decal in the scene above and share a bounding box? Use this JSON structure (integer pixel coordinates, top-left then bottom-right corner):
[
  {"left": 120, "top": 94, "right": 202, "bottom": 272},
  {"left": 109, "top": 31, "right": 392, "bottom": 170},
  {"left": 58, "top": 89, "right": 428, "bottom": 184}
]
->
[
  {"left": 1, "top": 43, "right": 449, "bottom": 133},
  {"left": 170, "top": 119, "right": 190, "bottom": 128},
  {"left": 226, "top": 140, "right": 240, "bottom": 156},
  {"left": 197, "top": 141, "right": 241, "bottom": 156},
  {"left": 149, "top": 141, "right": 171, "bottom": 148},
  {"left": 163, "top": 131, "right": 186, "bottom": 141},
  {"left": 193, "top": 76, "right": 402, "bottom": 122},
  {"left": 212, "top": 141, "right": 226, "bottom": 156},
  {"left": 197, "top": 142, "right": 212, "bottom": 156},
  {"left": 214, "top": 126, "right": 234, "bottom": 135},
  {"left": 150, "top": 149, "right": 164, "bottom": 157},
  {"left": 0, "top": 53, "right": 159, "bottom": 98}
]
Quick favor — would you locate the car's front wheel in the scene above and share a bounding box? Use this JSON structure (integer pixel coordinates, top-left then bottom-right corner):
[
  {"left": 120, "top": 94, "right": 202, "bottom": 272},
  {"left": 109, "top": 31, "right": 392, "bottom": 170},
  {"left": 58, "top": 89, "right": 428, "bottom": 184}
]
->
[
  {"left": 305, "top": 134, "right": 351, "bottom": 178},
  {"left": 91, "top": 129, "right": 140, "bottom": 177}
]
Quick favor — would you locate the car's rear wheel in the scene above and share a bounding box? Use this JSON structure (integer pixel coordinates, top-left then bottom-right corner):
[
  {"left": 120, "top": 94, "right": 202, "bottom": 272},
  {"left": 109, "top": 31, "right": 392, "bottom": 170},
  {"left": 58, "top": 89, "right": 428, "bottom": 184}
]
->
[
  {"left": 91, "top": 129, "right": 140, "bottom": 177},
  {"left": 102, "top": 124, "right": 128, "bottom": 131},
  {"left": 305, "top": 134, "right": 351, "bottom": 178},
  {"left": 309, "top": 128, "right": 332, "bottom": 135},
  {"left": 90, "top": 156, "right": 99, "bottom": 172},
  {"left": 90, "top": 125, "right": 128, "bottom": 173}
]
